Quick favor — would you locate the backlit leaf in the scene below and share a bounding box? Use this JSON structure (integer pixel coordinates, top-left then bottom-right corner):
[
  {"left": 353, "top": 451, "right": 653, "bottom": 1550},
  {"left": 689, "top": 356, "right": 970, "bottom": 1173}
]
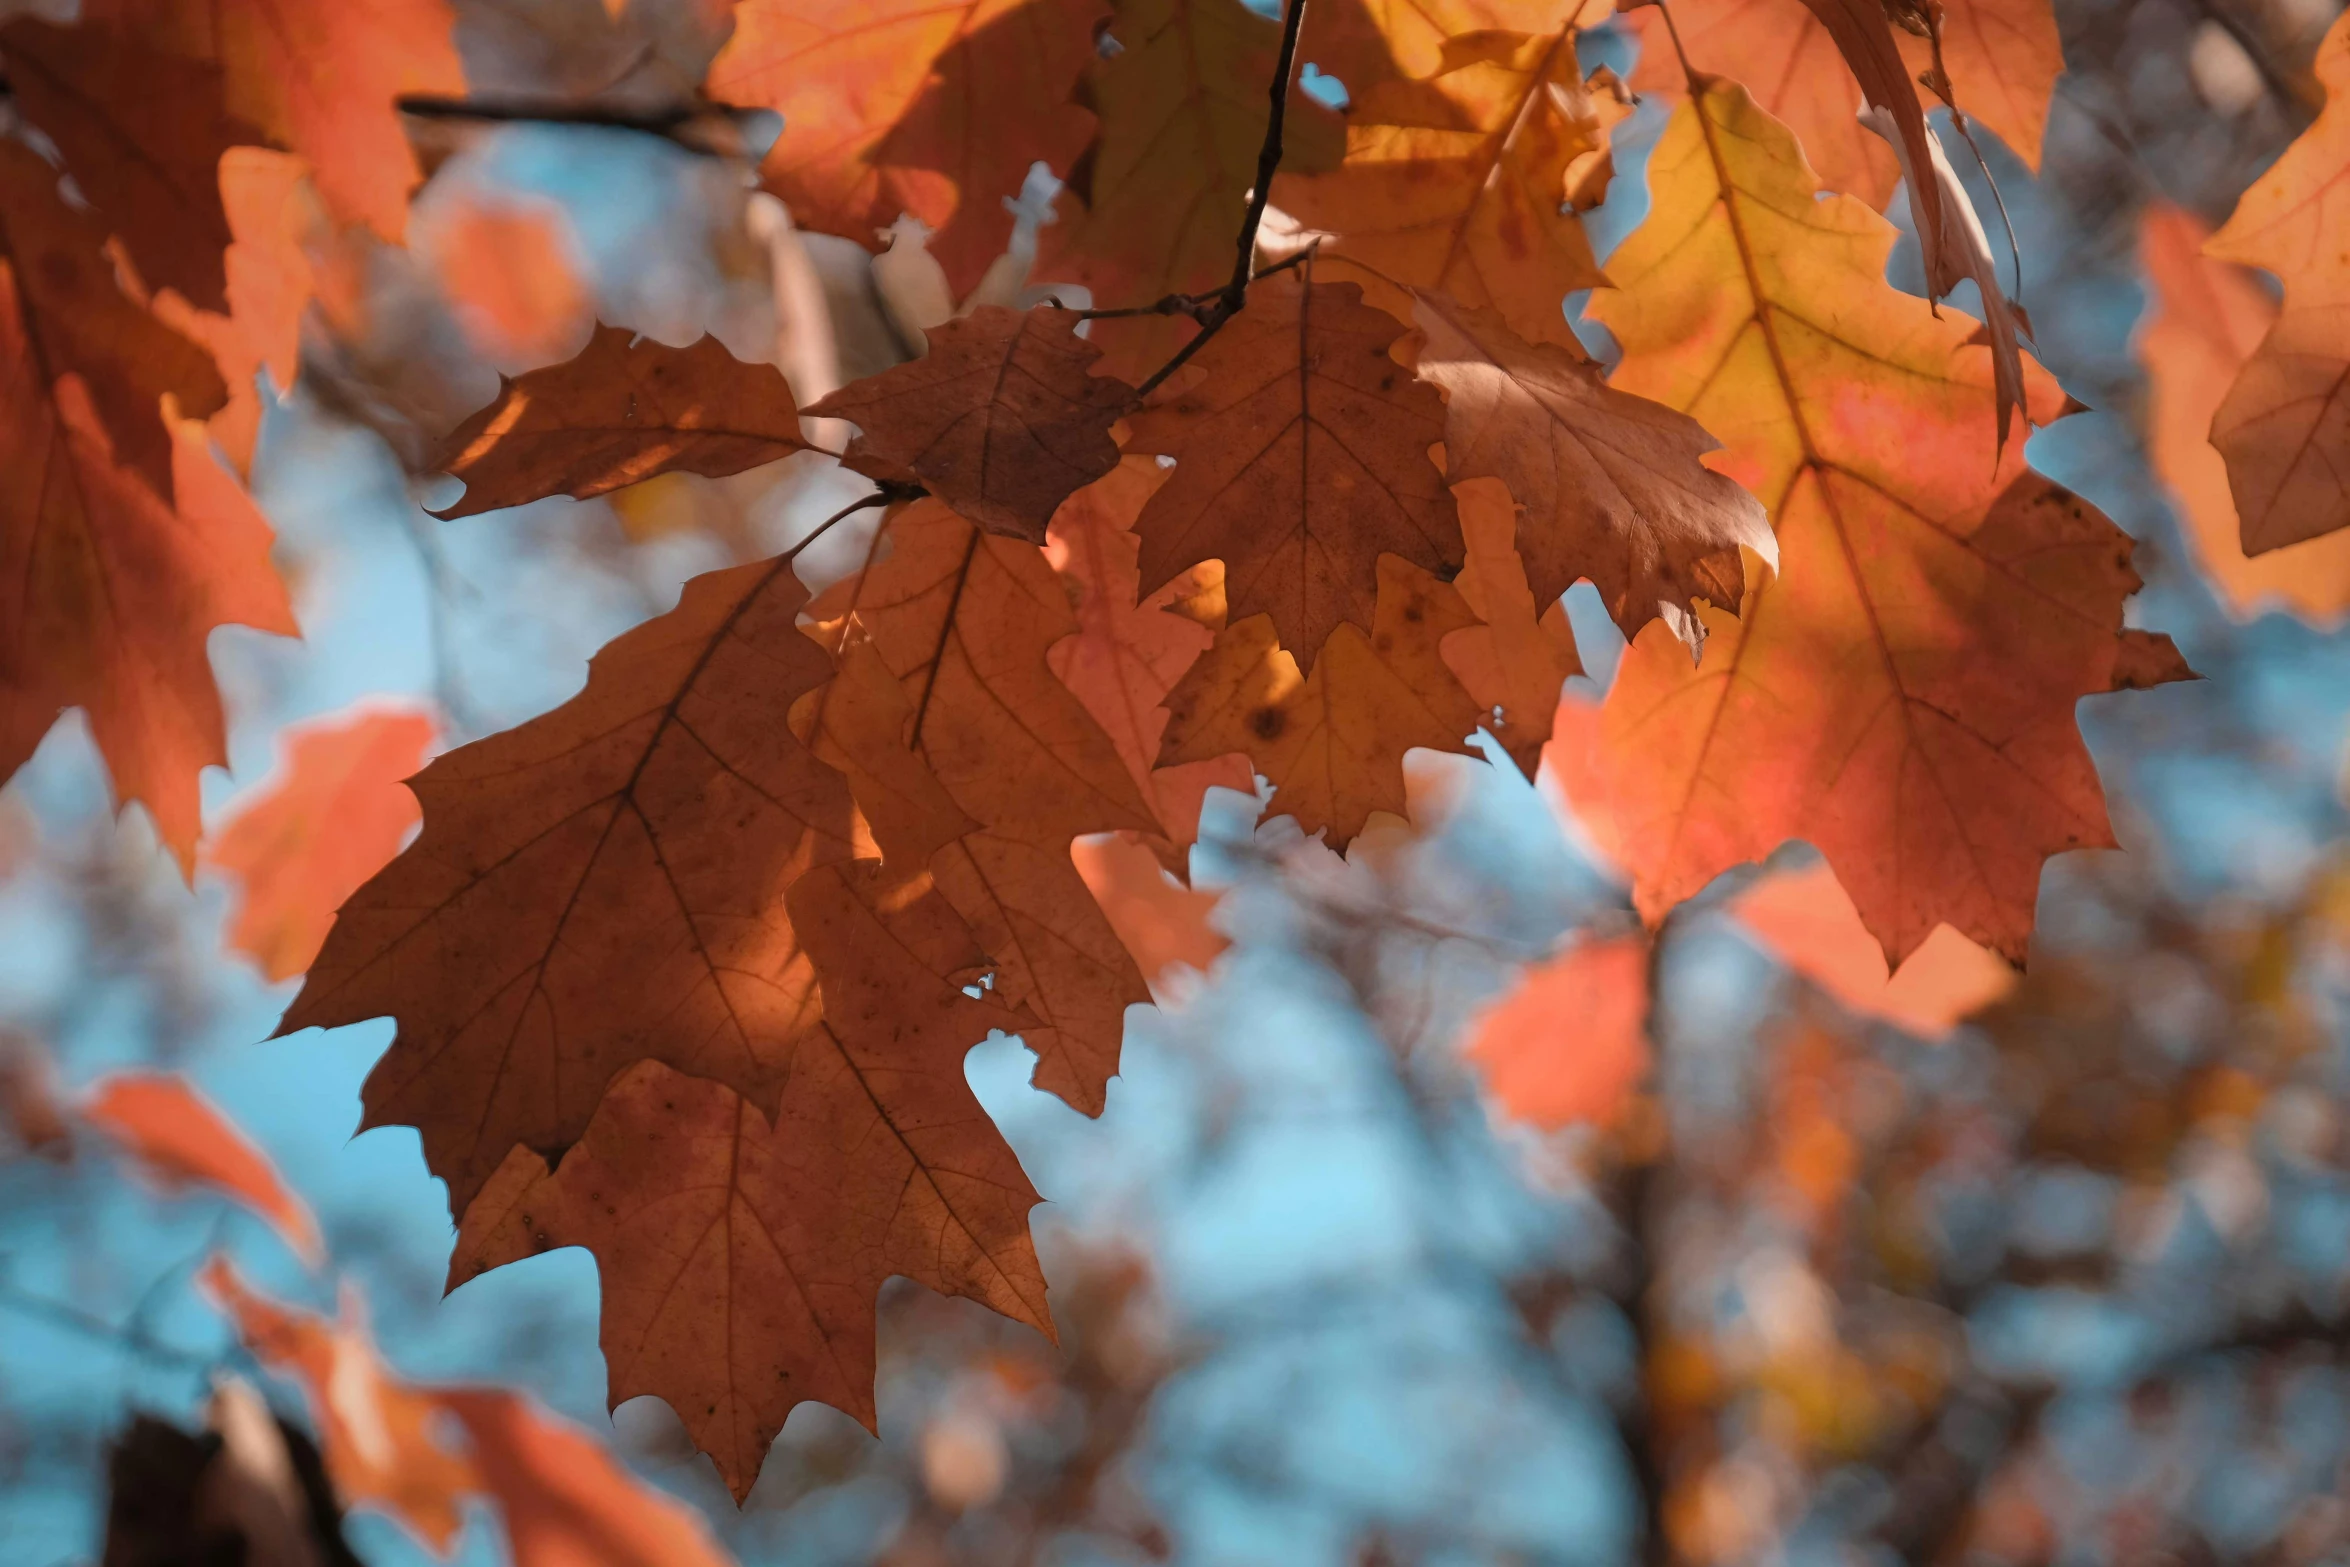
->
[
  {"left": 1465, "top": 933, "right": 1649, "bottom": 1129},
  {"left": 83, "top": 1075, "right": 322, "bottom": 1265},
  {"left": 1436, "top": 477, "right": 1582, "bottom": 776}
]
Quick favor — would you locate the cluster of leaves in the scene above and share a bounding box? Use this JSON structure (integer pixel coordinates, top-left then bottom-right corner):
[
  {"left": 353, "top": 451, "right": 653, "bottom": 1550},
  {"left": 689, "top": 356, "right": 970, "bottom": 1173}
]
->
[{"left": 9, "top": 0, "right": 2348, "bottom": 1514}]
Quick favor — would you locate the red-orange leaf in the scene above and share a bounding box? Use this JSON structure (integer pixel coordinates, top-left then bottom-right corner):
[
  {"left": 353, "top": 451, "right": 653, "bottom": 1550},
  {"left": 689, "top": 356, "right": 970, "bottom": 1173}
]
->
[
  {"left": 1070, "top": 830, "right": 1227, "bottom": 995},
  {"left": 1436, "top": 477, "right": 1582, "bottom": 776},
  {"left": 433, "top": 326, "right": 810, "bottom": 519},
  {"left": 709, "top": 0, "right": 1104, "bottom": 298},
  {"left": 1124, "top": 271, "right": 1461, "bottom": 655},
  {"left": 811, "top": 306, "right": 1133, "bottom": 543},
  {"left": 83, "top": 1075, "right": 322, "bottom": 1264},
  {"left": 1465, "top": 933, "right": 1650, "bottom": 1129},
  {"left": 203, "top": 703, "right": 437, "bottom": 983},
  {"left": 1729, "top": 861, "right": 2016, "bottom": 1037},
  {"left": 453, "top": 863, "right": 1048, "bottom": 1499}
]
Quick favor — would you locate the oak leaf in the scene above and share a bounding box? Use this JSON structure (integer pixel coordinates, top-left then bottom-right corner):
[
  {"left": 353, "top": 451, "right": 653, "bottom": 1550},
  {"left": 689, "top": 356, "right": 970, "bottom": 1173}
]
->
[
  {"left": 1160, "top": 554, "right": 1482, "bottom": 847},
  {"left": 203, "top": 703, "right": 437, "bottom": 983},
  {"left": 802, "top": 499, "right": 1159, "bottom": 1114},
  {"left": 2203, "top": 9, "right": 2350, "bottom": 555},
  {"left": 810, "top": 306, "right": 1133, "bottom": 543},
  {"left": 1070, "top": 831, "right": 1228, "bottom": 995},
  {"left": 1273, "top": 27, "right": 1621, "bottom": 352},
  {"left": 1408, "top": 290, "right": 1771, "bottom": 643},
  {"left": 1586, "top": 81, "right": 2185, "bottom": 965},
  {"left": 1465, "top": 933, "right": 1650, "bottom": 1129},
  {"left": 82, "top": 1074, "right": 322, "bottom": 1265},
  {"left": 0, "top": 18, "right": 264, "bottom": 313},
  {"left": 85, "top": 0, "right": 464, "bottom": 242},
  {"left": 1043, "top": 456, "right": 1254, "bottom": 856},
  {"left": 1730, "top": 861, "right": 2015, "bottom": 1037},
  {"left": 452, "top": 863, "right": 1049, "bottom": 1499},
  {"left": 1035, "top": 0, "right": 1344, "bottom": 378},
  {"left": 276, "top": 557, "right": 861, "bottom": 1219},
  {"left": 1435, "top": 478, "right": 1582, "bottom": 777},
  {"left": 1124, "top": 271, "right": 1460, "bottom": 655},
  {"left": 202, "top": 1260, "right": 736, "bottom": 1565},
  {"left": 2136, "top": 204, "right": 2350, "bottom": 625},
  {"left": 709, "top": 0, "right": 1104, "bottom": 298},
  {"left": 432, "top": 325, "right": 809, "bottom": 519},
  {"left": 1300, "top": 0, "right": 1601, "bottom": 92}
]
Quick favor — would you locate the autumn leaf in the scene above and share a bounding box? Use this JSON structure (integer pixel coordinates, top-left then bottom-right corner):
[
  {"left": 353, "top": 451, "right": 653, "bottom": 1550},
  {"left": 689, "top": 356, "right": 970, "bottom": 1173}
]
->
[
  {"left": 1536, "top": 688, "right": 1622, "bottom": 872},
  {"left": 82, "top": 1074, "right": 322, "bottom": 1265},
  {"left": 220, "top": 148, "right": 323, "bottom": 395},
  {"left": 453, "top": 862, "right": 1049, "bottom": 1499},
  {"left": 432, "top": 325, "right": 810, "bottom": 518},
  {"left": 1124, "top": 271, "right": 1460, "bottom": 655},
  {"left": 1036, "top": 0, "right": 1344, "bottom": 378},
  {"left": 1071, "top": 830, "right": 1228, "bottom": 994},
  {"left": 1729, "top": 861, "right": 2016, "bottom": 1038},
  {"left": 802, "top": 499, "right": 1160, "bottom": 1113},
  {"left": 1161, "top": 554, "right": 1482, "bottom": 847},
  {"left": 277, "top": 557, "right": 862, "bottom": 1218},
  {"left": 203, "top": 703, "right": 437, "bottom": 983},
  {"left": 2136, "top": 204, "right": 2350, "bottom": 625},
  {"left": 85, "top": 0, "right": 463, "bottom": 243},
  {"left": 1300, "top": 0, "right": 1600, "bottom": 93},
  {"left": 203, "top": 1259, "right": 736, "bottom": 1564},
  {"left": 1408, "top": 290, "right": 1771, "bottom": 643},
  {"left": 2203, "top": 9, "right": 2350, "bottom": 555},
  {"left": 709, "top": 0, "right": 1104, "bottom": 298},
  {"left": 1464, "top": 933, "right": 1650, "bottom": 1129},
  {"left": 422, "top": 195, "right": 594, "bottom": 369},
  {"left": 1436, "top": 478, "right": 1581, "bottom": 776},
  {"left": 1044, "top": 456, "right": 1255, "bottom": 855},
  {"left": 0, "top": 18, "right": 264, "bottom": 313},
  {"left": 1586, "top": 81, "right": 2186, "bottom": 965},
  {"left": 1272, "top": 26, "right": 1621, "bottom": 352},
  {"left": 810, "top": 306, "right": 1134, "bottom": 543}
]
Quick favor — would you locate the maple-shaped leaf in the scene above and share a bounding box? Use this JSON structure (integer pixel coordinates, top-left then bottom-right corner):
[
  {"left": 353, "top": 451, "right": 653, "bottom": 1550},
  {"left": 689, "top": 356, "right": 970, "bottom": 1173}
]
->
[
  {"left": 801, "top": 499, "right": 1160, "bottom": 1114},
  {"left": 1044, "top": 456, "right": 1254, "bottom": 856},
  {"left": 2136, "top": 204, "right": 2350, "bottom": 625},
  {"left": 1124, "top": 271, "right": 1459, "bottom": 655},
  {"left": 1436, "top": 478, "right": 1581, "bottom": 777},
  {"left": 809, "top": 307, "right": 1133, "bottom": 543},
  {"left": 1729, "top": 861, "right": 2014, "bottom": 1038},
  {"left": 1626, "top": 0, "right": 2056, "bottom": 211},
  {"left": 0, "top": 18, "right": 265, "bottom": 313},
  {"left": 1036, "top": 0, "right": 1345, "bottom": 378},
  {"left": 1161, "top": 554, "right": 1482, "bottom": 847},
  {"left": 708, "top": 0, "right": 1103, "bottom": 299},
  {"left": 82, "top": 1074, "right": 322, "bottom": 1265},
  {"left": 2204, "top": 9, "right": 2350, "bottom": 555},
  {"left": 1299, "top": 0, "right": 1599, "bottom": 93},
  {"left": 1464, "top": 933, "right": 1649, "bottom": 1129},
  {"left": 276, "top": 557, "right": 862, "bottom": 1219},
  {"left": 203, "top": 703, "right": 437, "bottom": 983},
  {"left": 452, "top": 862, "right": 1048, "bottom": 1499},
  {"left": 1585, "top": 81, "right": 2188, "bottom": 965},
  {"left": 86, "top": 0, "right": 464, "bottom": 243},
  {"left": 1070, "top": 830, "right": 1227, "bottom": 995},
  {"left": 432, "top": 325, "right": 809, "bottom": 519},
  {"left": 1409, "top": 289, "right": 1771, "bottom": 643},
  {"left": 1273, "top": 27, "right": 1621, "bottom": 352},
  {"left": 203, "top": 1259, "right": 736, "bottom": 1564}
]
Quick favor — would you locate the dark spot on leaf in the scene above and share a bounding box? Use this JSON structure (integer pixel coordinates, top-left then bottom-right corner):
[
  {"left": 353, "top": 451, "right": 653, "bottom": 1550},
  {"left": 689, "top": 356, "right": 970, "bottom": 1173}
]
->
[{"left": 1250, "top": 707, "right": 1286, "bottom": 740}]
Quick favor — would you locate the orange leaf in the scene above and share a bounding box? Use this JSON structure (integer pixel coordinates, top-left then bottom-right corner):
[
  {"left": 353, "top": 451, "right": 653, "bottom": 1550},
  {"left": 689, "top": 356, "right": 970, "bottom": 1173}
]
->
[
  {"left": 452, "top": 863, "right": 1048, "bottom": 1500},
  {"left": 1729, "top": 861, "right": 2016, "bottom": 1037},
  {"left": 1159, "top": 554, "right": 1482, "bottom": 848},
  {"left": 83, "top": 1075, "right": 322, "bottom": 1265},
  {"left": 709, "top": 0, "right": 1104, "bottom": 298},
  {"left": 2203, "top": 9, "right": 2350, "bottom": 555},
  {"left": 2135, "top": 204, "right": 2350, "bottom": 625},
  {"left": 220, "top": 148, "right": 324, "bottom": 395},
  {"left": 1436, "top": 478, "right": 1583, "bottom": 776},
  {"left": 1586, "top": 81, "right": 2185, "bottom": 965},
  {"left": 277, "top": 558, "right": 861, "bottom": 1219},
  {"left": 1044, "top": 456, "right": 1255, "bottom": 854},
  {"left": 1071, "top": 830, "right": 1228, "bottom": 995},
  {"left": 1035, "top": 0, "right": 1345, "bottom": 378},
  {"left": 423, "top": 197, "right": 595, "bottom": 370},
  {"left": 203, "top": 703, "right": 438, "bottom": 983},
  {"left": 1408, "top": 290, "right": 1771, "bottom": 643},
  {"left": 88, "top": 0, "right": 465, "bottom": 243},
  {"left": 811, "top": 306, "right": 1134, "bottom": 543},
  {"left": 1465, "top": 933, "right": 1650, "bottom": 1129},
  {"left": 1273, "top": 26, "right": 1620, "bottom": 352},
  {"left": 432, "top": 325, "right": 810, "bottom": 519},
  {"left": 1124, "top": 271, "right": 1460, "bottom": 656},
  {"left": 1537, "top": 689, "right": 1622, "bottom": 873},
  {"left": 1300, "top": 0, "right": 1602, "bottom": 94}
]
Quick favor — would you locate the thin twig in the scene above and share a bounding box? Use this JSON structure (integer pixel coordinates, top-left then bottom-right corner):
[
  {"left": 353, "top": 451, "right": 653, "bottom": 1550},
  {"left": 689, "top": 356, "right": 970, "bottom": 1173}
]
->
[
  {"left": 781, "top": 485, "right": 906, "bottom": 566},
  {"left": 0, "top": 1277, "right": 213, "bottom": 1373}
]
